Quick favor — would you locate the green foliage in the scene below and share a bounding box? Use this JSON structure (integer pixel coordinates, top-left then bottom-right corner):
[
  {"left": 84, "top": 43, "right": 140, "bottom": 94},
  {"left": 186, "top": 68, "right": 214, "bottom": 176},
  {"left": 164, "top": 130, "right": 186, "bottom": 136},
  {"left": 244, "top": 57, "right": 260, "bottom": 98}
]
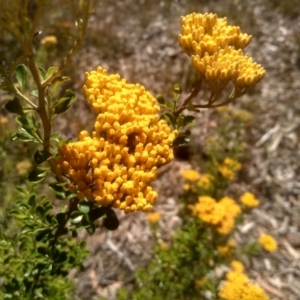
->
[
  {"left": 118, "top": 219, "right": 220, "bottom": 300},
  {"left": 0, "top": 184, "right": 88, "bottom": 300}
]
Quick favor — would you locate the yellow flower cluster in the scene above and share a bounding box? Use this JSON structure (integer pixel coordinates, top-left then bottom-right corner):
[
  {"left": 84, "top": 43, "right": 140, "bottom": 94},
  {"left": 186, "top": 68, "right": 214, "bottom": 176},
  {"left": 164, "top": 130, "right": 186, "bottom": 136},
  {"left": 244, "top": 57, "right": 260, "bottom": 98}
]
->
[
  {"left": 181, "top": 169, "right": 200, "bottom": 181},
  {"left": 198, "top": 173, "right": 214, "bottom": 189},
  {"left": 147, "top": 212, "right": 161, "bottom": 224},
  {"left": 189, "top": 196, "right": 241, "bottom": 234},
  {"left": 218, "top": 157, "right": 241, "bottom": 181},
  {"left": 219, "top": 266, "right": 269, "bottom": 300},
  {"left": 240, "top": 192, "right": 260, "bottom": 208},
  {"left": 182, "top": 169, "right": 214, "bottom": 191},
  {"left": 178, "top": 13, "right": 265, "bottom": 93},
  {"left": 55, "top": 67, "right": 177, "bottom": 213},
  {"left": 258, "top": 234, "right": 278, "bottom": 252},
  {"left": 217, "top": 238, "right": 236, "bottom": 257}
]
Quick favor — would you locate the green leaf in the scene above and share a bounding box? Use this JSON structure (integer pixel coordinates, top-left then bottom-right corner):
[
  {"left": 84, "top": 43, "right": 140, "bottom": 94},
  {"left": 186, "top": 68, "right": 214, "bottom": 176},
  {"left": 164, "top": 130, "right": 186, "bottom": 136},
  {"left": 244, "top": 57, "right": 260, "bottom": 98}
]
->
[
  {"left": 173, "top": 83, "right": 182, "bottom": 96},
  {"left": 161, "top": 112, "right": 176, "bottom": 129},
  {"left": 37, "top": 246, "right": 48, "bottom": 256},
  {"left": 182, "top": 115, "right": 195, "bottom": 127},
  {"left": 78, "top": 202, "right": 90, "bottom": 214},
  {"left": 187, "top": 104, "right": 200, "bottom": 112},
  {"left": 11, "top": 128, "right": 37, "bottom": 143},
  {"left": 156, "top": 95, "right": 166, "bottom": 105},
  {"left": 88, "top": 207, "right": 105, "bottom": 221},
  {"left": 46, "top": 66, "right": 58, "bottom": 79},
  {"left": 56, "top": 251, "right": 68, "bottom": 263},
  {"left": 34, "top": 149, "right": 52, "bottom": 164},
  {"left": 177, "top": 115, "right": 185, "bottom": 130},
  {"left": 80, "top": 215, "right": 90, "bottom": 227},
  {"left": 172, "top": 135, "right": 190, "bottom": 147},
  {"left": 38, "top": 67, "right": 47, "bottom": 80},
  {"left": 21, "top": 225, "right": 34, "bottom": 234},
  {"left": 50, "top": 133, "right": 61, "bottom": 142},
  {"left": 35, "top": 205, "right": 45, "bottom": 218},
  {"left": 55, "top": 212, "right": 66, "bottom": 224},
  {"left": 86, "top": 223, "right": 96, "bottom": 234},
  {"left": 49, "top": 181, "right": 67, "bottom": 192},
  {"left": 15, "top": 64, "right": 28, "bottom": 92},
  {"left": 15, "top": 113, "right": 37, "bottom": 129},
  {"left": 70, "top": 211, "right": 84, "bottom": 224},
  {"left": 48, "top": 76, "right": 70, "bottom": 99},
  {"left": 103, "top": 208, "right": 119, "bottom": 230},
  {"left": 52, "top": 89, "right": 77, "bottom": 116},
  {"left": 28, "top": 194, "right": 37, "bottom": 209},
  {"left": 49, "top": 181, "right": 69, "bottom": 199},
  {"left": 5, "top": 97, "right": 24, "bottom": 115},
  {"left": 28, "top": 167, "right": 49, "bottom": 183},
  {"left": 184, "top": 129, "right": 191, "bottom": 136},
  {"left": 30, "top": 90, "right": 39, "bottom": 98}
]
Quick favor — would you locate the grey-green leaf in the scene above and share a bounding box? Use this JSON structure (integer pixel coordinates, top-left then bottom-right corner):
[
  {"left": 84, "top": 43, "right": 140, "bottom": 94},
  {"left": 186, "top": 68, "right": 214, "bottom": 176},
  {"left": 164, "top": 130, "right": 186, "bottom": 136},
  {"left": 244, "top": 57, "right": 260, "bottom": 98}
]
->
[{"left": 15, "top": 64, "right": 28, "bottom": 92}]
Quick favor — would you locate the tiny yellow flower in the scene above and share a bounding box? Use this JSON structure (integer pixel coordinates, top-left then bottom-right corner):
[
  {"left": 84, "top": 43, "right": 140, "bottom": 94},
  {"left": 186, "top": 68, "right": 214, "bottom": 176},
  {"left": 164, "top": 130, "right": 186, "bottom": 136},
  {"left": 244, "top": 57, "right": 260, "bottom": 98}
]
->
[
  {"left": 219, "top": 197, "right": 241, "bottom": 218},
  {"left": 0, "top": 117, "right": 8, "bottom": 124},
  {"left": 218, "top": 157, "right": 241, "bottom": 181},
  {"left": 40, "top": 35, "right": 58, "bottom": 46},
  {"left": 181, "top": 169, "right": 201, "bottom": 181},
  {"left": 183, "top": 184, "right": 191, "bottom": 191},
  {"left": 258, "top": 234, "right": 278, "bottom": 252},
  {"left": 160, "top": 242, "right": 169, "bottom": 250},
  {"left": 16, "top": 161, "right": 32, "bottom": 176},
  {"left": 197, "top": 173, "right": 214, "bottom": 189},
  {"left": 147, "top": 212, "right": 161, "bottom": 224},
  {"left": 197, "top": 196, "right": 225, "bottom": 225},
  {"left": 217, "top": 238, "right": 236, "bottom": 257},
  {"left": 240, "top": 192, "right": 260, "bottom": 208}
]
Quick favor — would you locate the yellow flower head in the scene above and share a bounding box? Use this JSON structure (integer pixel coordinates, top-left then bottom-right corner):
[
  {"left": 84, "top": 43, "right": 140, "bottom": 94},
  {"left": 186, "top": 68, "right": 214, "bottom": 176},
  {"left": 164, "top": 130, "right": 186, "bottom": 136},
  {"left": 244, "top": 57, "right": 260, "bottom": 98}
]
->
[
  {"left": 16, "top": 161, "right": 32, "bottom": 176},
  {"left": 55, "top": 67, "right": 177, "bottom": 213},
  {"left": 179, "top": 13, "right": 251, "bottom": 57},
  {"left": 218, "top": 157, "right": 241, "bottom": 181},
  {"left": 217, "top": 238, "right": 236, "bottom": 257},
  {"left": 191, "top": 47, "right": 265, "bottom": 93},
  {"left": 147, "top": 212, "right": 161, "bottom": 224},
  {"left": 240, "top": 192, "right": 260, "bottom": 208},
  {"left": 216, "top": 214, "right": 235, "bottom": 235},
  {"left": 258, "top": 234, "right": 278, "bottom": 252},
  {"left": 219, "top": 271, "right": 269, "bottom": 300},
  {"left": 230, "top": 260, "right": 244, "bottom": 273},
  {"left": 179, "top": 13, "right": 265, "bottom": 94},
  {"left": 190, "top": 196, "right": 239, "bottom": 234},
  {"left": 197, "top": 173, "right": 214, "bottom": 189},
  {"left": 196, "top": 196, "right": 225, "bottom": 225},
  {"left": 181, "top": 169, "right": 200, "bottom": 181},
  {"left": 219, "top": 197, "right": 241, "bottom": 218}
]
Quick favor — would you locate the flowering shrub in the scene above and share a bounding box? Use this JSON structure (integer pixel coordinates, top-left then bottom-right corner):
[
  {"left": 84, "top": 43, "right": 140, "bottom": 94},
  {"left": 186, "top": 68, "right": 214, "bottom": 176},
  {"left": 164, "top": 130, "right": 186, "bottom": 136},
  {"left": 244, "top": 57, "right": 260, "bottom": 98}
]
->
[{"left": 0, "top": 5, "right": 272, "bottom": 300}]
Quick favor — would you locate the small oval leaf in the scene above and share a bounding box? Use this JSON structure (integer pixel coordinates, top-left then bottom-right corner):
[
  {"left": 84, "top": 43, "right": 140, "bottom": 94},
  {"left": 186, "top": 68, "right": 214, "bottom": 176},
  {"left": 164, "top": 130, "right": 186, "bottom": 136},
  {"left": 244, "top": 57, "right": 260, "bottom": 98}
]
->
[
  {"left": 5, "top": 97, "right": 24, "bottom": 115},
  {"left": 15, "top": 64, "right": 28, "bottom": 92}
]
